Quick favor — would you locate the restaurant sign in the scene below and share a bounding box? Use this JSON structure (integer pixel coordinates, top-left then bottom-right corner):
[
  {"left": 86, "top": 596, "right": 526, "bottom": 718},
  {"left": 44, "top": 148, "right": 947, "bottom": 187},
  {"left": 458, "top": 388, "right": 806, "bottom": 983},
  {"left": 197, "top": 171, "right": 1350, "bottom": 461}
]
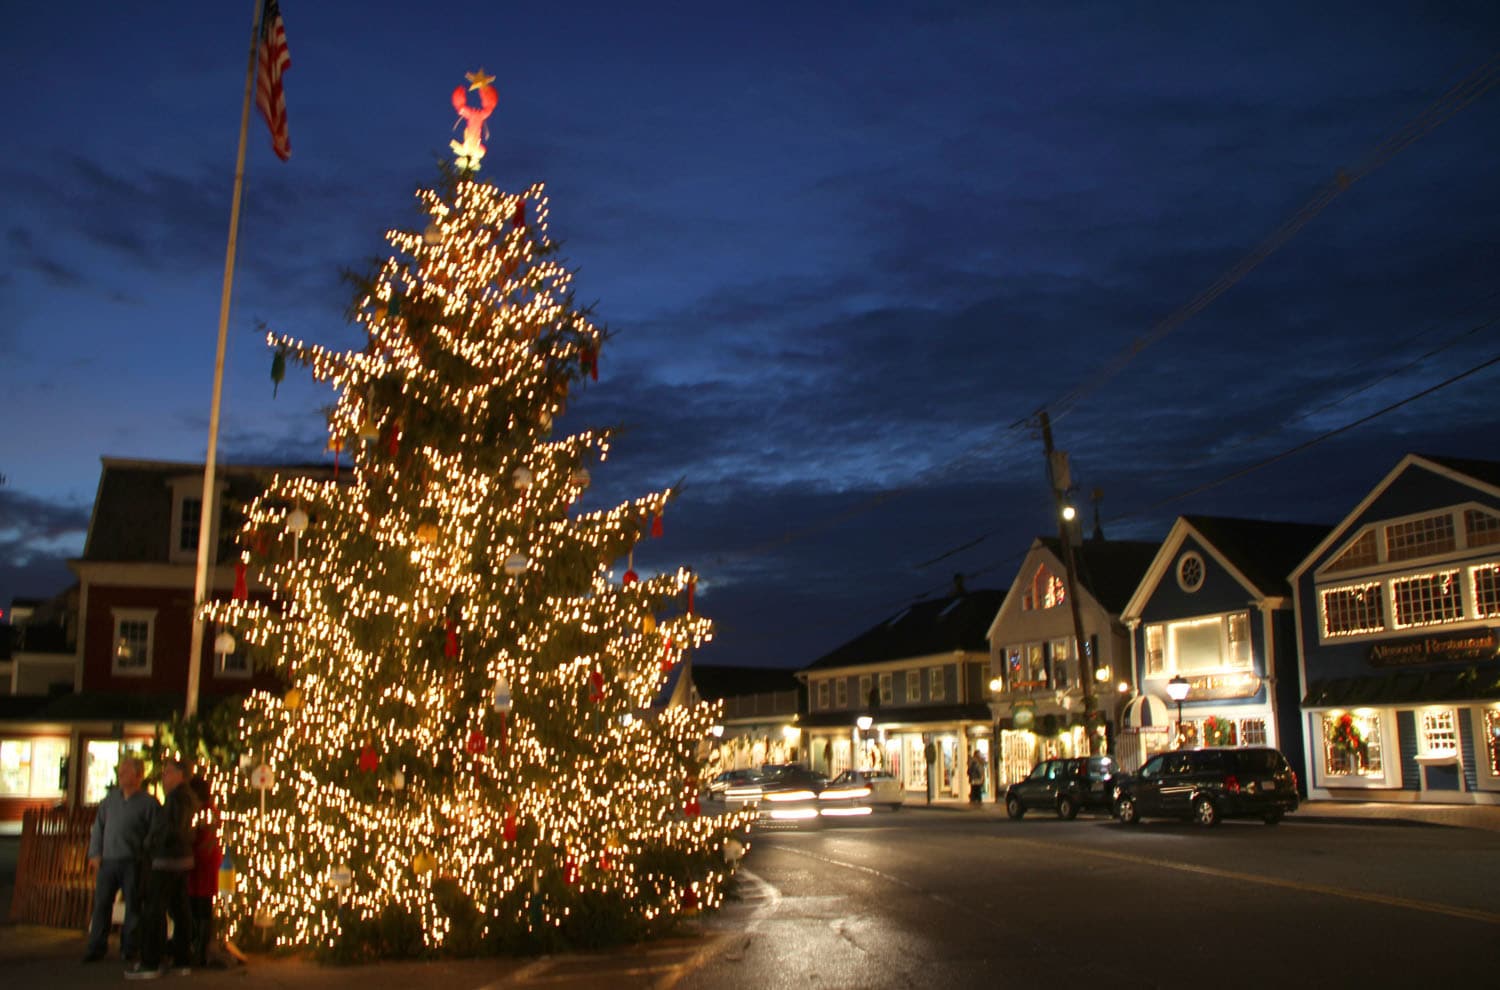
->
[
  {"left": 1185, "top": 672, "right": 1262, "bottom": 700},
  {"left": 1368, "top": 629, "right": 1498, "bottom": 668}
]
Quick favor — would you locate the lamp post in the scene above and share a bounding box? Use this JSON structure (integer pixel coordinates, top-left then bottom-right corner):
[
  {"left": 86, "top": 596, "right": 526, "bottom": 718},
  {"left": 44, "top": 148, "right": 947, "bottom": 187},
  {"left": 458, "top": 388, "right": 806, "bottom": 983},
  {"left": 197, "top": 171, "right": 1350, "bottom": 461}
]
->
[
  {"left": 856, "top": 715, "right": 873, "bottom": 771},
  {"left": 1166, "top": 675, "right": 1190, "bottom": 749}
]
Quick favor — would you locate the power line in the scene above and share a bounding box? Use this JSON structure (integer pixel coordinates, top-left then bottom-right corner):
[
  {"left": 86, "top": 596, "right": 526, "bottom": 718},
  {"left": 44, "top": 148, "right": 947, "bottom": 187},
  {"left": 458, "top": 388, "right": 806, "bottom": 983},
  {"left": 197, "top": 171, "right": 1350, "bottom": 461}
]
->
[{"left": 1035, "top": 49, "right": 1500, "bottom": 422}]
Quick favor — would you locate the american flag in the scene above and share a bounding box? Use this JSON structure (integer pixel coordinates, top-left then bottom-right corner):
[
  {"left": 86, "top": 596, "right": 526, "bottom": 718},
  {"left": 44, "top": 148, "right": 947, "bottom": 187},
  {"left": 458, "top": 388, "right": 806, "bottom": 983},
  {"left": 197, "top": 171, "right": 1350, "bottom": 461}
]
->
[{"left": 255, "top": 0, "right": 292, "bottom": 161}]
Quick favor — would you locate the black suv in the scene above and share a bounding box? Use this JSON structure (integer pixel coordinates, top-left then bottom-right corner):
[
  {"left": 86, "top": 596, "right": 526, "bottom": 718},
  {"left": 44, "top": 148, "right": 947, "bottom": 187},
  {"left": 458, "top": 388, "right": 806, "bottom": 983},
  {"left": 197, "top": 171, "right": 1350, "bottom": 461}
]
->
[
  {"left": 1114, "top": 747, "right": 1298, "bottom": 827},
  {"left": 1005, "top": 756, "right": 1122, "bottom": 820}
]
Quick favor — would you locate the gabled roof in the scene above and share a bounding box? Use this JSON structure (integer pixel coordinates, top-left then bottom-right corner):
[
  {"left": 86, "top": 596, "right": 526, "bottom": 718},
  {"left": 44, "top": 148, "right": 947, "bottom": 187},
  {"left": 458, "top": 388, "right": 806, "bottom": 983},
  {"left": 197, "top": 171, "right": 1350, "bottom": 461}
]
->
[
  {"left": 1291, "top": 453, "right": 1500, "bottom": 580},
  {"left": 80, "top": 457, "right": 331, "bottom": 565},
  {"left": 692, "top": 664, "right": 800, "bottom": 700},
  {"left": 800, "top": 589, "right": 1005, "bottom": 673},
  {"left": 1123, "top": 515, "right": 1329, "bottom": 619},
  {"left": 1037, "top": 537, "right": 1160, "bottom": 614}
]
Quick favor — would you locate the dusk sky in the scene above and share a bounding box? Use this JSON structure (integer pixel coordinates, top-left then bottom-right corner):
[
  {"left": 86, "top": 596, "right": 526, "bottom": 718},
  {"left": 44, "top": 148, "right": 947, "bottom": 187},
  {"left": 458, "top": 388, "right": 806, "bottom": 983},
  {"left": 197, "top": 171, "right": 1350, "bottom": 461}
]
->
[{"left": 3, "top": 2, "right": 1498, "bottom": 669}]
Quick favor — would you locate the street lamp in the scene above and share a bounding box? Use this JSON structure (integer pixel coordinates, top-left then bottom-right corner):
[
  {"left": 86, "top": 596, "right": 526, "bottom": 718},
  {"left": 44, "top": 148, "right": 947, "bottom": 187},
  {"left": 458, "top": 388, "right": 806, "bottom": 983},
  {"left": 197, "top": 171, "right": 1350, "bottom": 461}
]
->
[
  {"left": 855, "top": 715, "right": 873, "bottom": 770},
  {"left": 1166, "top": 675, "right": 1190, "bottom": 748}
]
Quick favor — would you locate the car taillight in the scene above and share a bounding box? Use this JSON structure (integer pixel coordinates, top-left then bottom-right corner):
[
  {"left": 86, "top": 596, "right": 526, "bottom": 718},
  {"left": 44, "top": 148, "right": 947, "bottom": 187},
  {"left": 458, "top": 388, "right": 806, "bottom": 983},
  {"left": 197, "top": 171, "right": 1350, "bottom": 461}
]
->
[
  {"left": 1291, "top": 771, "right": 1298, "bottom": 791},
  {"left": 1224, "top": 774, "right": 1241, "bottom": 794}
]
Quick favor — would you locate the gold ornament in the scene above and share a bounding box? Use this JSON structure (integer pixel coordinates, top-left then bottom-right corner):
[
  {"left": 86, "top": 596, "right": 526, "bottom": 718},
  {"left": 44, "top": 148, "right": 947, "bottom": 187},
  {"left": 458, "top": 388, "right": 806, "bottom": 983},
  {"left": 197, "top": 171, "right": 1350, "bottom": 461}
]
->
[
  {"left": 283, "top": 687, "right": 304, "bottom": 711},
  {"left": 416, "top": 522, "right": 439, "bottom": 545},
  {"left": 642, "top": 614, "right": 657, "bottom": 635},
  {"left": 412, "top": 851, "right": 436, "bottom": 875}
]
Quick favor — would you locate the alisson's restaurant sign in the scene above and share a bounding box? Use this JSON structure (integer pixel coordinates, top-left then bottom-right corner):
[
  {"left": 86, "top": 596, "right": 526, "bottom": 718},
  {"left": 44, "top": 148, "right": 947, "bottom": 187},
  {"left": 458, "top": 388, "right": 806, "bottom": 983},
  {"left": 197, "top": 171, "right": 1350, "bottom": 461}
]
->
[{"left": 1368, "top": 629, "right": 1498, "bottom": 668}]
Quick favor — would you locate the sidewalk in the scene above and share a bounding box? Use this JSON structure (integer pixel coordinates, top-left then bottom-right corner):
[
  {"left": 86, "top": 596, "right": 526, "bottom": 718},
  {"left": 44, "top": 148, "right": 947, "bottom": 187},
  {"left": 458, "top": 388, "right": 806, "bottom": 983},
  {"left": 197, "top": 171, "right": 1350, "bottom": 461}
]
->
[{"left": 918, "top": 794, "right": 1500, "bottom": 831}]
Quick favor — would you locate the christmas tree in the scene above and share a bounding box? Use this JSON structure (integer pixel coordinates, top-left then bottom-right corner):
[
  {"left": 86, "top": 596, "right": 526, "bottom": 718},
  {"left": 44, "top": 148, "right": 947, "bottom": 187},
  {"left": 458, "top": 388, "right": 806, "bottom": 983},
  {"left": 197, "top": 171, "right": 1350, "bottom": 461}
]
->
[{"left": 202, "top": 71, "right": 749, "bottom": 958}]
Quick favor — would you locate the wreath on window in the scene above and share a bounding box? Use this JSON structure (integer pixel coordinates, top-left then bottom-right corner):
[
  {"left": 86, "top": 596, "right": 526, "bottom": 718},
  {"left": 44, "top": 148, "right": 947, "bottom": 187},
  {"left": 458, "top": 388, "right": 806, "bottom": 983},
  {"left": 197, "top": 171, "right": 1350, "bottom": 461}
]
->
[
  {"left": 1328, "top": 713, "right": 1365, "bottom": 756},
  {"left": 1202, "top": 715, "right": 1234, "bottom": 748}
]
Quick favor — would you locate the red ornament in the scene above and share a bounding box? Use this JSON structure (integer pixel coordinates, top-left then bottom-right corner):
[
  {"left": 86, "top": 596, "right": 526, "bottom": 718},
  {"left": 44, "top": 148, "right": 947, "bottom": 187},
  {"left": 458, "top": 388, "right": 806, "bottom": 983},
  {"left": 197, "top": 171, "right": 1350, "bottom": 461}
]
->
[
  {"left": 466, "top": 730, "right": 487, "bottom": 754},
  {"left": 651, "top": 510, "right": 664, "bottom": 538},
  {"left": 589, "top": 670, "right": 606, "bottom": 703},
  {"left": 580, "top": 347, "right": 598, "bottom": 381},
  {"left": 445, "top": 618, "right": 459, "bottom": 658},
  {"left": 233, "top": 561, "right": 248, "bottom": 601},
  {"left": 623, "top": 569, "right": 638, "bottom": 585},
  {"left": 599, "top": 852, "right": 611, "bottom": 872},
  {"left": 512, "top": 199, "right": 526, "bottom": 230},
  {"left": 358, "top": 744, "right": 378, "bottom": 772},
  {"left": 683, "top": 889, "right": 699, "bottom": 913},
  {"left": 387, "top": 423, "right": 401, "bottom": 458},
  {"left": 688, "top": 574, "right": 696, "bottom": 614},
  {"left": 503, "top": 805, "right": 517, "bottom": 841},
  {"left": 497, "top": 713, "right": 508, "bottom": 756},
  {"left": 660, "top": 638, "right": 675, "bottom": 674},
  {"left": 685, "top": 795, "right": 700, "bottom": 818}
]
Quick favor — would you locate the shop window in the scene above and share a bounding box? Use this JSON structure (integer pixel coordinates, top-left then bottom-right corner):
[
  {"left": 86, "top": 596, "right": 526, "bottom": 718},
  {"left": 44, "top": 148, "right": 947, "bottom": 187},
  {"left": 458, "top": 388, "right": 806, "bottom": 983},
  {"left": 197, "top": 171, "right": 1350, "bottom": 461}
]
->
[
  {"left": 906, "top": 669, "right": 921, "bottom": 701},
  {"left": 929, "top": 666, "right": 946, "bottom": 701},
  {"left": 1025, "top": 643, "right": 1046, "bottom": 688},
  {"left": 1321, "top": 582, "right": 1386, "bottom": 637},
  {"left": 1465, "top": 509, "right": 1500, "bottom": 549},
  {"left": 1322, "top": 711, "right": 1384, "bottom": 777},
  {"left": 1144, "top": 625, "right": 1164, "bottom": 676},
  {"left": 112, "top": 608, "right": 155, "bottom": 676},
  {"left": 0, "top": 738, "right": 68, "bottom": 798},
  {"left": 879, "top": 673, "right": 893, "bottom": 704},
  {"left": 1485, "top": 709, "right": 1500, "bottom": 776},
  {"left": 1049, "top": 638, "right": 1072, "bottom": 689},
  {"left": 1419, "top": 708, "right": 1458, "bottom": 757},
  {"left": 1473, "top": 564, "right": 1500, "bottom": 619},
  {"left": 835, "top": 679, "right": 848, "bottom": 708},
  {"left": 1161, "top": 612, "right": 1253, "bottom": 676},
  {"left": 1391, "top": 571, "right": 1462, "bottom": 629},
  {"left": 1385, "top": 513, "right": 1455, "bottom": 562},
  {"left": 1239, "top": 718, "right": 1268, "bottom": 747}
]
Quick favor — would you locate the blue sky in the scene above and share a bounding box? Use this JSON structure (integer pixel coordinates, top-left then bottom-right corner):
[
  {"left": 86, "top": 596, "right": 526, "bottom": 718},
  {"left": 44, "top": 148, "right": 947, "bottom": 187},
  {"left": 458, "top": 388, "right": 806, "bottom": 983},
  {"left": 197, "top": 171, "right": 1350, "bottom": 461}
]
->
[{"left": 2, "top": 2, "right": 1498, "bottom": 667}]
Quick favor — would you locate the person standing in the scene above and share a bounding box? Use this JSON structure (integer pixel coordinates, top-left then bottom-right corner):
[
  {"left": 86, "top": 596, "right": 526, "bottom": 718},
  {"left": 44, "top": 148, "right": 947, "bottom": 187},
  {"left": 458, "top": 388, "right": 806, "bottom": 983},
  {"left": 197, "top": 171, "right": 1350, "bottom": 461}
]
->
[
  {"left": 83, "top": 755, "right": 158, "bottom": 963},
  {"left": 127, "top": 757, "right": 199, "bottom": 980},
  {"left": 186, "top": 776, "right": 223, "bottom": 968},
  {"left": 967, "top": 750, "right": 986, "bottom": 806}
]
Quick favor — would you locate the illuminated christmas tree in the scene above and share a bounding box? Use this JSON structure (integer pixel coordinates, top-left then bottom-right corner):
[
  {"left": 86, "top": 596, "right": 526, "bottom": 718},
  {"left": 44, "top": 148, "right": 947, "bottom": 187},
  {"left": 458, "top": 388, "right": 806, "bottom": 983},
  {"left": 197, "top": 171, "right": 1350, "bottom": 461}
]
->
[{"left": 202, "top": 71, "right": 748, "bottom": 958}]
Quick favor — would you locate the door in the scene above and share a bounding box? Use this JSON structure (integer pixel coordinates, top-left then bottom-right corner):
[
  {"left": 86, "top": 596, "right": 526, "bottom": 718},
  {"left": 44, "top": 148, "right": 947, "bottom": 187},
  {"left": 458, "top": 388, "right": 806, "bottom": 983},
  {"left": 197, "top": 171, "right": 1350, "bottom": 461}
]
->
[
  {"left": 1132, "top": 755, "right": 1167, "bottom": 815},
  {"left": 1156, "top": 752, "right": 1197, "bottom": 817}
]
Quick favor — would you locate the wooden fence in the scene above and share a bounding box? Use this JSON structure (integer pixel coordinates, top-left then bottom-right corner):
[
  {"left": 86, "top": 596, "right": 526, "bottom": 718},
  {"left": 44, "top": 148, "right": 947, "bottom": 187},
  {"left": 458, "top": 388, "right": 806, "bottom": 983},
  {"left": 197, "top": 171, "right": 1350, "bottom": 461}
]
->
[{"left": 9, "top": 805, "right": 96, "bottom": 929}]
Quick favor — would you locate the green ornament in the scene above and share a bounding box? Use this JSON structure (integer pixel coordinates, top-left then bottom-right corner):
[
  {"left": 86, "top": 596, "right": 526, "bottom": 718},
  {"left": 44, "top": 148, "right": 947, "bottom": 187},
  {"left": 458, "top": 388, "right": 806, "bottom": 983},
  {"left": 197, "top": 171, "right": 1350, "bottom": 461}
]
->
[{"left": 271, "top": 348, "right": 287, "bottom": 397}]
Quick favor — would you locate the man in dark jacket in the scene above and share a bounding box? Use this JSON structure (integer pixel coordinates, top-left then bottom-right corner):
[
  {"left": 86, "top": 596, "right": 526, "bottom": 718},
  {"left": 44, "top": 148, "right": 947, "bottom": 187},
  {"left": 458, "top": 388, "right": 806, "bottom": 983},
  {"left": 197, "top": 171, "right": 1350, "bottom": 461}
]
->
[{"left": 126, "top": 757, "right": 199, "bottom": 980}]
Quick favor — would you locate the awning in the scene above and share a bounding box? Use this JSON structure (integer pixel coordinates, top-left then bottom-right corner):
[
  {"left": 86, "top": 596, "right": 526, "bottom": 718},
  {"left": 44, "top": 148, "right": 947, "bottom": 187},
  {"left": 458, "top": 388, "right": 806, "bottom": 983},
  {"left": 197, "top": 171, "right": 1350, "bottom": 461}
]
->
[
  {"left": 1120, "top": 695, "right": 1171, "bottom": 733},
  {"left": 1303, "top": 669, "right": 1500, "bottom": 708}
]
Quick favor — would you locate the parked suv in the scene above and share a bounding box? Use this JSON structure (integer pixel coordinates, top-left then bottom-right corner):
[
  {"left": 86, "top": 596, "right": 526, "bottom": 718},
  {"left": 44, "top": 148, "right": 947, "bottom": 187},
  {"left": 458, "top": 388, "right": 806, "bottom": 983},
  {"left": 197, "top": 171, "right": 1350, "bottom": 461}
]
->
[
  {"left": 1005, "top": 756, "right": 1122, "bottom": 820},
  {"left": 1114, "top": 747, "right": 1298, "bottom": 827}
]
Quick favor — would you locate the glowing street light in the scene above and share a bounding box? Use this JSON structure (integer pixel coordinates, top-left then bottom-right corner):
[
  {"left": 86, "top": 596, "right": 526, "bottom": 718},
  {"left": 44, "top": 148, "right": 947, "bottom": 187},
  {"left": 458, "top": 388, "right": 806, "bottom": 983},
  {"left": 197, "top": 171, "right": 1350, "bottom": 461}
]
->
[{"left": 1166, "top": 675, "right": 1190, "bottom": 748}]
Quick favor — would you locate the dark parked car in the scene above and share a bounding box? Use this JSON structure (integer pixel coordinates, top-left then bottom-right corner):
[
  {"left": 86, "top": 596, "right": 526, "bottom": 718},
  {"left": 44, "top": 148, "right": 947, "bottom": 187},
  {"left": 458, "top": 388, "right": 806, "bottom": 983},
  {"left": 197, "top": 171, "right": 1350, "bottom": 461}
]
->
[
  {"left": 723, "top": 764, "right": 829, "bottom": 821},
  {"left": 1114, "top": 747, "right": 1298, "bottom": 827},
  {"left": 704, "top": 768, "right": 762, "bottom": 802},
  {"left": 1005, "top": 756, "right": 1122, "bottom": 820}
]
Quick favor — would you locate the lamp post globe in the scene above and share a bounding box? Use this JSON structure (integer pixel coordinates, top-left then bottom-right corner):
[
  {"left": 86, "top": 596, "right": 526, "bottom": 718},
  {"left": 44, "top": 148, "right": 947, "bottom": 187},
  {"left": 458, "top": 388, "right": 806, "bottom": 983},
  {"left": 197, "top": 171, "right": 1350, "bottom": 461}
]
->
[{"left": 1166, "top": 675, "right": 1190, "bottom": 748}]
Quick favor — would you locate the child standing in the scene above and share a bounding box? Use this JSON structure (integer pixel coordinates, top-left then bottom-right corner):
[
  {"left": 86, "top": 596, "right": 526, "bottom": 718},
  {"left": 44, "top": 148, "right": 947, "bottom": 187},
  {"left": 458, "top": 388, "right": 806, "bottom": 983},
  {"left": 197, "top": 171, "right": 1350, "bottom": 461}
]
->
[{"left": 187, "top": 776, "right": 223, "bottom": 968}]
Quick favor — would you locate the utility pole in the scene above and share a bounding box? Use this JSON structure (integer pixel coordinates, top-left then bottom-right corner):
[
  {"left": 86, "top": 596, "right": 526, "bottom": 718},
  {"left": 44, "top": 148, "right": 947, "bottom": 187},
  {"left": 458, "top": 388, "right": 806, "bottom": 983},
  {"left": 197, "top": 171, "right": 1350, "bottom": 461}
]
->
[{"left": 1037, "top": 410, "right": 1098, "bottom": 754}]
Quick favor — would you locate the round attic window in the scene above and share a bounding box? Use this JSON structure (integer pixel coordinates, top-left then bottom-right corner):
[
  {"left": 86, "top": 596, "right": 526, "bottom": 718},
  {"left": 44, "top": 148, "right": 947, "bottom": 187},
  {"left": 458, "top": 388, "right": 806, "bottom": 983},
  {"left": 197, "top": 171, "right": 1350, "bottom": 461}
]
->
[{"left": 1176, "top": 551, "right": 1205, "bottom": 593}]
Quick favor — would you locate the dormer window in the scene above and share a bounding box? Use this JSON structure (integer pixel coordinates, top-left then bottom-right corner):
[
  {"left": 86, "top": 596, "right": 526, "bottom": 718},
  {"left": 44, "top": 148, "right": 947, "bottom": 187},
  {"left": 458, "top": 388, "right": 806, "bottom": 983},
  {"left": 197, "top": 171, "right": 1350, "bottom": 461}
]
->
[
  {"left": 179, "top": 496, "right": 202, "bottom": 554},
  {"left": 168, "top": 476, "right": 227, "bottom": 564}
]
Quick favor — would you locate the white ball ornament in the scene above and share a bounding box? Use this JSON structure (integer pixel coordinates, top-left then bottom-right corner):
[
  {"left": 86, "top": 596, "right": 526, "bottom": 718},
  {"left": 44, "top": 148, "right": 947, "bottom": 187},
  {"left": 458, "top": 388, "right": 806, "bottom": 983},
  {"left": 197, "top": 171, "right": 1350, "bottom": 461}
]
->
[
  {"left": 330, "top": 864, "right": 353, "bottom": 890},
  {"left": 423, "top": 222, "right": 443, "bottom": 245},
  {"left": 570, "top": 468, "right": 591, "bottom": 490},
  {"left": 214, "top": 631, "right": 236, "bottom": 655},
  {"left": 287, "top": 508, "right": 309, "bottom": 535},
  {"left": 512, "top": 466, "right": 533, "bottom": 491},
  {"left": 391, "top": 769, "right": 406, "bottom": 791},
  {"left": 504, "top": 554, "right": 529, "bottom": 577}
]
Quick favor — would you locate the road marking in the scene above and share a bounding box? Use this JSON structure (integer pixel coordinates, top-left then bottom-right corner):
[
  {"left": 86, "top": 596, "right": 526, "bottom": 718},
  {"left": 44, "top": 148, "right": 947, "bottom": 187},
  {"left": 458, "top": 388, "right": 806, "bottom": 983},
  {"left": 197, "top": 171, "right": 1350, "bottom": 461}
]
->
[{"left": 998, "top": 836, "right": 1500, "bottom": 926}]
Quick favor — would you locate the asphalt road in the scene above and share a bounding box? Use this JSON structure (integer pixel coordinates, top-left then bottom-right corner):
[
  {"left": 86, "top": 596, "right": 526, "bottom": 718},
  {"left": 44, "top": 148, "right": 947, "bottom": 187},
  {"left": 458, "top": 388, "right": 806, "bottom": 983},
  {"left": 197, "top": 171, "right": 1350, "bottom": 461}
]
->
[{"left": 682, "top": 808, "right": 1500, "bottom": 989}]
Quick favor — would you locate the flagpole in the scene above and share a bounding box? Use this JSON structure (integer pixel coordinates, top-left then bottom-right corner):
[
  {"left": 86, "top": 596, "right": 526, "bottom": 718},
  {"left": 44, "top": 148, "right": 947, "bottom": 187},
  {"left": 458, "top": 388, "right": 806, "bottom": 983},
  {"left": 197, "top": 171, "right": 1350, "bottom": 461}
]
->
[{"left": 187, "top": 0, "right": 266, "bottom": 719}]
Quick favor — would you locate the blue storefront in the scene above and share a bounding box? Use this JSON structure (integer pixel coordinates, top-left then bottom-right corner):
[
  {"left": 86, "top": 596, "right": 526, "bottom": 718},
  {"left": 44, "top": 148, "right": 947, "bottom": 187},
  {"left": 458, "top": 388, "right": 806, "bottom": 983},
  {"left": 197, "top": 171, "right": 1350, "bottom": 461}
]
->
[{"left": 1291, "top": 454, "right": 1500, "bottom": 804}]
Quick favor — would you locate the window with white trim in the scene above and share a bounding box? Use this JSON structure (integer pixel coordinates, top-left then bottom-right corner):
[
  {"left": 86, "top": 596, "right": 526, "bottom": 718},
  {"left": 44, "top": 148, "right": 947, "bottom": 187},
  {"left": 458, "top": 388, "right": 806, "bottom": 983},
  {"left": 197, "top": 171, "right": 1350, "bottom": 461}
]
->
[
  {"left": 1419, "top": 708, "right": 1458, "bottom": 757},
  {"left": 0, "top": 738, "right": 68, "bottom": 797},
  {"left": 178, "top": 496, "right": 202, "bottom": 554},
  {"left": 111, "top": 608, "right": 155, "bottom": 675},
  {"left": 1049, "top": 638, "right": 1073, "bottom": 689},
  {"left": 1391, "top": 570, "right": 1462, "bottom": 629},
  {"left": 1485, "top": 709, "right": 1500, "bottom": 776},
  {"left": 1473, "top": 564, "right": 1500, "bottom": 619},
  {"left": 1386, "top": 513, "right": 1455, "bottom": 562},
  {"left": 879, "top": 673, "right": 893, "bottom": 705},
  {"left": 929, "top": 666, "right": 946, "bottom": 701},
  {"left": 1321, "top": 711, "right": 1384, "bottom": 777},
  {"left": 1326, "top": 530, "right": 1378, "bottom": 573},
  {"left": 1147, "top": 612, "right": 1253, "bottom": 677},
  {"left": 817, "top": 681, "right": 830, "bottom": 710},
  {"left": 835, "top": 678, "right": 848, "bottom": 709},
  {"left": 1239, "top": 718, "right": 1268, "bottom": 747},
  {"left": 1025, "top": 565, "right": 1065, "bottom": 610},
  {"left": 1466, "top": 508, "right": 1500, "bottom": 548},
  {"left": 906, "top": 669, "right": 921, "bottom": 701},
  {"left": 1144, "top": 625, "right": 1164, "bottom": 677},
  {"left": 1322, "top": 582, "right": 1386, "bottom": 637},
  {"left": 859, "top": 675, "right": 872, "bottom": 708}
]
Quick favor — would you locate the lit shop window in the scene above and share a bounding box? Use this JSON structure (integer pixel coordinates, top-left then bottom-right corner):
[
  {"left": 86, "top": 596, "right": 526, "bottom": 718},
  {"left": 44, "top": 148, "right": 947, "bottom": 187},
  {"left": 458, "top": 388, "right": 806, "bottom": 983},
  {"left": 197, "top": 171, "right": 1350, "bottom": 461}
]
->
[
  {"left": 1321, "top": 582, "right": 1385, "bottom": 637},
  {"left": 1322, "top": 712, "right": 1384, "bottom": 777},
  {"left": 1419, "top": 708, "right": 1458, "bottom": 757},
  {"left": 1392, "top": 571, "right": 1463, "bottom": 629},
  {"left": 1147, "top": 612, "right": 1252, "bottom": 677},
  {"left": 1239, "top": 719, "right": 1268, "bottom": 747},
  {"left": 1473, "top": 564, "right": 1500, "bottom": 619},
  {"left": 1485, "top": 709, "right": 1500, "bottom": 776},
  {"left": 0, "top": 738, "right": 68, "bottom": 798}
]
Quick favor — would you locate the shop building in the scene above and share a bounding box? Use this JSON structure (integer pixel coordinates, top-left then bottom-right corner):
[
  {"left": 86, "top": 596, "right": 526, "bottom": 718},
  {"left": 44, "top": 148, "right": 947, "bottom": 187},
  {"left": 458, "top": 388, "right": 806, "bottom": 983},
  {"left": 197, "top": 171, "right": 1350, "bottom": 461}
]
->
[
  {"left": 1291, "top": 454, "right": 1500, "bottom": 804},
  {"left": 1121, "top": 515, "right": 1328, "bottom": 781},
  {"left": 987, "top": 536, "right": 1158, "bottom": 783},
  {"left": 0, "top": 457, "right": 324, "bottom": 829},
  {"left": 796, "top": 584, "right": 1001, "bottom": 801},
  {"left": 691, "top": 664, "right": 803, "bottom": 773}
]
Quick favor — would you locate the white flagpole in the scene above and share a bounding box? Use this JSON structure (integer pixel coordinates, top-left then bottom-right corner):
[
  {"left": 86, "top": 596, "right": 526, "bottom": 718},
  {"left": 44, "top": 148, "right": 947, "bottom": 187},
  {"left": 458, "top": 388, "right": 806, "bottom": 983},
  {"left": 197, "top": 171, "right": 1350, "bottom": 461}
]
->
[{"left": 187, "top": 0, "right": 266, "bottom": 718}]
